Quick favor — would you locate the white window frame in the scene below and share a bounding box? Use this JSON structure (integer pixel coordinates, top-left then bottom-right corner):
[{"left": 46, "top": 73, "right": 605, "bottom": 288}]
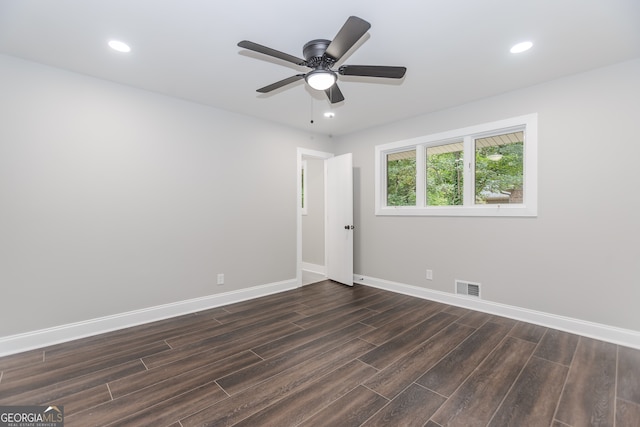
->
[{"left": 375, "top": 113, "right": 537, "bottom": 217}]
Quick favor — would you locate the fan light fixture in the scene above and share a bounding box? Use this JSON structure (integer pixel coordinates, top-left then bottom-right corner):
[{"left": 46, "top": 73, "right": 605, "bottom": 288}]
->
[
  {"left": 305, "top": 69, "right": 337, "bottom": 91},
  {"left": 487, "top": 154, "right": 503, "bottom": 161}
]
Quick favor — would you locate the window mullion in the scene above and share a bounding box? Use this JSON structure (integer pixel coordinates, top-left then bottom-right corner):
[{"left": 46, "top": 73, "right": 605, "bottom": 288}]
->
[
  {"left": 379, "top": 149, "right": 387, "bottom": 208},
  {"left": 415, "top": 145, "right": 426, "bottom": 207},
  {"left": 463, "top": 135, "right": 474, "bottom": 206}
]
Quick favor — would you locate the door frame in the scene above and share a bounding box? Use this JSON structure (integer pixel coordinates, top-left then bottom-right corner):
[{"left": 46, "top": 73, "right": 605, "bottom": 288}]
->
[{"left": 296, "top": 147, "right": 334, "bottom": 287}]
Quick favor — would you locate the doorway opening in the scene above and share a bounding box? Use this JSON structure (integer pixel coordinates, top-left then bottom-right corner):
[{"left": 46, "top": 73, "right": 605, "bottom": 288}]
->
[{"left": 296, "top": 148, "right": 333, "bottom": 286}]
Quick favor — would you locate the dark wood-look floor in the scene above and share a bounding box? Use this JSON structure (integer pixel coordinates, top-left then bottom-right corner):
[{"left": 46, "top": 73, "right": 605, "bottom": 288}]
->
[{"left": 1, "top": 281, "right": 639, "bottom": 427}]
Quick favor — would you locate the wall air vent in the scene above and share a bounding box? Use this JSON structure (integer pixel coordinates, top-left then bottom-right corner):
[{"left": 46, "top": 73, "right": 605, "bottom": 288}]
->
[{"left": 455, "top": 280, "right": 481, "bottom": 298}]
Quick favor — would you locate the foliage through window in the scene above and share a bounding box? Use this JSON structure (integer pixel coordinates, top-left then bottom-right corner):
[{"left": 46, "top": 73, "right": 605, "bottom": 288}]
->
[
  {"left": 375, "top": 114, "right": 537, "bottom": 217},
  {"left": 387, "top": 150, "right": 416, "bottom": 206},
  {"left": 426, "top": 142, "right": 464, "bottom": 206},
  {"left": 475, "top": 132, "right": 524, "bottom": 205}
]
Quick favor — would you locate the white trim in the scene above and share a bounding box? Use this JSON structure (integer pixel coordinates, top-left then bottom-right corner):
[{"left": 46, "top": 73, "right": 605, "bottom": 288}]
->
[
  {"left": 302, "top": 262, "right": 326, "bottom": 275},
  {"left": 301, "top": 159, "right": 308, "bottom": 215},
  {"left": 0, "top": 278, "right": 297, "bottom": 357},
  {"left": 375, "top": 113, "right": 538, "bottom": 217},
  {"left": 323, "top": 159, "right": 329, "bottom": 282},
  {"left": 354, "top": 274, "right": 640, "bottom": 350},
  {"left": 6, "top": 272, "right": 637, "bottom": 357}
]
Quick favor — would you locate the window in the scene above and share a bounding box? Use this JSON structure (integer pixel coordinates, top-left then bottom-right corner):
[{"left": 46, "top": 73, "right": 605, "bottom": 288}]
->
[
  {"left": 426, "top": 141, "right": 464, "bottom": 206},
  {"left": 474, "top": 131, "right": 524, "bottom": 205},
  {"left": 387, "top": 149, "right": 416, "bottom": 206},
  {"left": 375, "top": 114, "right": 537, "bottom": 217}
]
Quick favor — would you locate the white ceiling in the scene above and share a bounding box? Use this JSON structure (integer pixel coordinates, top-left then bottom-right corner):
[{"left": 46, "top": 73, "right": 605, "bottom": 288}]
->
[{"left": 1, "top": 0, "right": 639, "bottom": 136}]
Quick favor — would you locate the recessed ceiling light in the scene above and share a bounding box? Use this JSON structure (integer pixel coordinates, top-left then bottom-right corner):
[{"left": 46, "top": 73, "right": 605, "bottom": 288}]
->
[
  {"left": 323, "top": 112, "right": 335, "bottom": 119},
  {"left": 108, "top": 40, "right": 131, "bottom": 53},
  {"left": 510, "top": 41, "right": 533, "bottom": 54}
]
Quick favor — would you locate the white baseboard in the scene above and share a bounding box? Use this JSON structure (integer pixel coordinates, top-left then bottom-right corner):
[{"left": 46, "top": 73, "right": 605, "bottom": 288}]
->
[
  {"left": 0, "top": 278, "right": 298, "bottom": 357},
  {"left": 4, "top": 274, "right": 638, "bottom": 357},
  {"left": 355, "top": 274, "right": 640, "bottom": 350},
  {"left": 302, "top": 262, "right": 326, "bottom": 275}
]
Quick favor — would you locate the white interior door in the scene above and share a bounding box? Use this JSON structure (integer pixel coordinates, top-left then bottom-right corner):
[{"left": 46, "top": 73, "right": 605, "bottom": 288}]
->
[{"left": 326, "top": 153, "right": 354, "bottom": 286}]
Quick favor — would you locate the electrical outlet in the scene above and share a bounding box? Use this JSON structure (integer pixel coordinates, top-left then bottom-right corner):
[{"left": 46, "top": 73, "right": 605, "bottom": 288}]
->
[
  {"left": 217, "top": 273, "right": 224, "bottom": 285},
  {"left": 426, "top": 269, "right": 433, "bottom": 280}
]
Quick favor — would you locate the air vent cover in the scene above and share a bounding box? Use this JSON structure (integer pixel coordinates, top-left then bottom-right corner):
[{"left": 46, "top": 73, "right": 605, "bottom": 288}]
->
[{"left": 455, "top": 280, "right": 481, "bottom": 298}]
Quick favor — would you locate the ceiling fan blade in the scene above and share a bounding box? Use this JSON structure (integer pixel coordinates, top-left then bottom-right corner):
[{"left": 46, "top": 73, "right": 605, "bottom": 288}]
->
[
  {"left": 325, "top": 84, "right": 345, "bottom": 104},
  {"left": 257, "top": 74, "right": 305, "bottom": 93},
  {"left": 324, "top": 16, "right": 371, "bottom": 62},
  {"left": 238, "top": 40, "right": 306, "bottom": 66},
  {"left": 338, "top": 65, "right": 407, "bottom": 79}
]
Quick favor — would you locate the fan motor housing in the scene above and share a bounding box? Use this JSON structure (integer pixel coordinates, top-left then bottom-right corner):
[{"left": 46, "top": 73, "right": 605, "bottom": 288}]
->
[{"left": 303, "top": 39, "right": 334, "bottom": 67}]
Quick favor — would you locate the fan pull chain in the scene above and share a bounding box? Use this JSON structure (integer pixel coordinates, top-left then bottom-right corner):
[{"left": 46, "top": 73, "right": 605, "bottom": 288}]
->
[{"left": 310, "top": 97, "right": 314, "bottom": 124}]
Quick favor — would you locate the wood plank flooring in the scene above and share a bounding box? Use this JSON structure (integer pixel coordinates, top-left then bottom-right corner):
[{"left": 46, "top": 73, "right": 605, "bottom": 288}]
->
[{"left": 1, "top": 281, "right": 639, "bottom": 427}]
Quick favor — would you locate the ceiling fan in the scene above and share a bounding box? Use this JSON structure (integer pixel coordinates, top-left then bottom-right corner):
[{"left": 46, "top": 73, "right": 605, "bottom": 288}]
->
[{"left": 237, "top": 16, "right": 407, "bottom": 103}]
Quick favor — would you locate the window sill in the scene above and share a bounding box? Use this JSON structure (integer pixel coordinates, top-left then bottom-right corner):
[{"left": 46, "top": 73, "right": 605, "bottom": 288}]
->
[{"left": 376, "top": 205, "right": 537, "bottom": 217}]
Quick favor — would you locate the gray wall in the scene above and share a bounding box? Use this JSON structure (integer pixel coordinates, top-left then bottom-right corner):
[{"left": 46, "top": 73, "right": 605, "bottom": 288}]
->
[
  {"left": 0, "top": 54, "right": 332, "bottom": 337},
  {"left": 335, "top": 59, "right": 640, "bottom": 332},
  {"left": 2, "top": 51, "right": 638, "bottom": 339},
  {"left": 302, "top": 157, "right": 325, "bottom": 267}
]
